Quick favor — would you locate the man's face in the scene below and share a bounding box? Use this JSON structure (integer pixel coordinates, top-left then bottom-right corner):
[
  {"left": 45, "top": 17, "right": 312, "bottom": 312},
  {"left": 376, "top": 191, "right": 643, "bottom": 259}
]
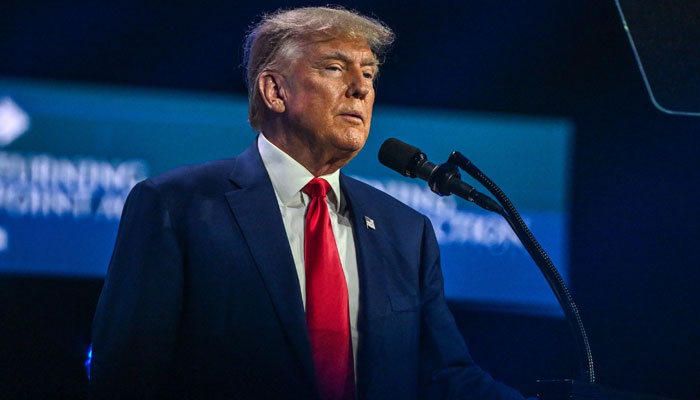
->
[{"left": 281, "top": 37, "right": 377, "bottom": 165}]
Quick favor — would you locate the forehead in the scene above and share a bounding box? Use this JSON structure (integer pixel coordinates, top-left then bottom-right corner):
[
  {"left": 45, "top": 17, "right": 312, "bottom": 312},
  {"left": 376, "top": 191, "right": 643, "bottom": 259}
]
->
[{"left": 301, "top": 37, "right": 378, "bottom": 66}]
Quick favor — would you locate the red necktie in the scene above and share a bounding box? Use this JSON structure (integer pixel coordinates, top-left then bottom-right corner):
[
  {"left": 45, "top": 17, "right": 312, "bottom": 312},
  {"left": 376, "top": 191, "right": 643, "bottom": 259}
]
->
[{"left": 303, "top": 178, "right": 355, "bottom": 400}]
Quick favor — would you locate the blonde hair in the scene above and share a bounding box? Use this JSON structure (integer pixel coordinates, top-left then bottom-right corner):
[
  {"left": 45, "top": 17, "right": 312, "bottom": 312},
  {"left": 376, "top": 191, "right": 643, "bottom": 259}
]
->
[{"left": 243, "top": 6, "right": 395, "bottom": 131}]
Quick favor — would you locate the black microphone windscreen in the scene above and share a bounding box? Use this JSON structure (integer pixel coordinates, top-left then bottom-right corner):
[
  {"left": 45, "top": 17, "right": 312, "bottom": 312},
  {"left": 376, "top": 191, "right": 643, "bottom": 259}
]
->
[{"left": 378, "top": 138, "right": 423, "bottom": 176}]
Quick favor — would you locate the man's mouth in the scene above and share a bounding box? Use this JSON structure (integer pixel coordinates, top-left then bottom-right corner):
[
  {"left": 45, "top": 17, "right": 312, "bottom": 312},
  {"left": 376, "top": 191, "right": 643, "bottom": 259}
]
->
[{"left": 339, "top": 112, "right": 364, "bottom": 123}]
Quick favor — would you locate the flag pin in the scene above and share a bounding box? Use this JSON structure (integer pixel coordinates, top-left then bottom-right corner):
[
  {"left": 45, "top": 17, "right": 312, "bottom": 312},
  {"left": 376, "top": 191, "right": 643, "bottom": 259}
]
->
[{"left": 364, "top": 216, "right": 375, "bottom": 230}]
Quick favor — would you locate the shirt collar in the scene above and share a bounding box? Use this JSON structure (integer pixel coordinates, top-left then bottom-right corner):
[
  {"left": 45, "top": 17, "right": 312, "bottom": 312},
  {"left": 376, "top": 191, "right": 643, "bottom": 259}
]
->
[{"left": 257, "top": 133, "right": 343, "bottom": 212}]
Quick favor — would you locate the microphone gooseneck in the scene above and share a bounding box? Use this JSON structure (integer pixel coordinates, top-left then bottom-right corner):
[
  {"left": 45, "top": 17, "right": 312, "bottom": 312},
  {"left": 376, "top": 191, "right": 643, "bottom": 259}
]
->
[{"left": 378, "top": 137, "right": 595, "bottom": 385}]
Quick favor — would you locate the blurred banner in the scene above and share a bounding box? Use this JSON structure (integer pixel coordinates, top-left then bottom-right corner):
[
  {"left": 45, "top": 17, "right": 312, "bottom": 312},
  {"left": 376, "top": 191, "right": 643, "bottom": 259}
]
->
[
  {"left": 0, "top": 78, "right": 572, "bottom": 316},
  {"left": 616, "top": 0, "right": 700, "bottom": 116}
]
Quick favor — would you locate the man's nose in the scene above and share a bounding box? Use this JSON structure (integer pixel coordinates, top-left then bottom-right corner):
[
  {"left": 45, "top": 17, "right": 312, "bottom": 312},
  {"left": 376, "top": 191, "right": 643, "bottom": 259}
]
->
[{"left": 346, "top": 68, "right": 371, "bottom": 99}]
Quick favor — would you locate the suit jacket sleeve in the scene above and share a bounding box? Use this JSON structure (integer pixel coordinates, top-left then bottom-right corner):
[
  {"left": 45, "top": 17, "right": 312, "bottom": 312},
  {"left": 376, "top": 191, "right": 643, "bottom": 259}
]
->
[
  {"left": 417, "top": 216, "right": 526, "bottom": 400},
  {"left": 89, "top": 179, "right": 184, "bottom": 399}
]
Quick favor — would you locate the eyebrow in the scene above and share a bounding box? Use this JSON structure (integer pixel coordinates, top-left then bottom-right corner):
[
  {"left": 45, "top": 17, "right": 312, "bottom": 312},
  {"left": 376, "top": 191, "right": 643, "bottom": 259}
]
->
[{"left": 321, "top": 51, "right": 379, "bottom": 68}]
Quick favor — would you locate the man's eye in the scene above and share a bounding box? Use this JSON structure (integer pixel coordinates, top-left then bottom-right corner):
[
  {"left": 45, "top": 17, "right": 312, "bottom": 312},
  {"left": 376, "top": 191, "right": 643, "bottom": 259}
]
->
[
  {"left": 326, "top": 66, "right": 342, "bottom": 72},
  {"left": 363, "top": 72, "right": 374, "bottom": 79}
]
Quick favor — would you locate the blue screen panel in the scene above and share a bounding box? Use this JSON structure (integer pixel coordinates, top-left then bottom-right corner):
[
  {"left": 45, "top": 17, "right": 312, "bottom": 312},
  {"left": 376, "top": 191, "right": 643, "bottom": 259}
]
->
[{"left": 0, "top": 78, "right": 573, "bottom": 316}]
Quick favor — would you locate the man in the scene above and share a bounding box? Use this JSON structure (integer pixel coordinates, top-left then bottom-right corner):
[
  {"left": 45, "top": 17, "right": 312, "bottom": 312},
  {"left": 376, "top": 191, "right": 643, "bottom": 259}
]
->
[{"left": 90, "top": 6, "right": 527, "bottom": 400}]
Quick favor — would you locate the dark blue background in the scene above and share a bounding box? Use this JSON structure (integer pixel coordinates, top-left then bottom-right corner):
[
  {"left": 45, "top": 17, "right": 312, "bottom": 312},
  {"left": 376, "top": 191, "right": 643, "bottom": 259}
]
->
[{"left": 1, "top": 1, "right": 698, "bottom": 399}]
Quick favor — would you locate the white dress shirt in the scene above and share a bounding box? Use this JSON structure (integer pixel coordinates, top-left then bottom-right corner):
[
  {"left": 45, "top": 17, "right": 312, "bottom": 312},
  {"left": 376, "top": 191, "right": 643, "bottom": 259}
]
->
[{"left": 257, "top": 134, "right": 360, "bottom": 372}]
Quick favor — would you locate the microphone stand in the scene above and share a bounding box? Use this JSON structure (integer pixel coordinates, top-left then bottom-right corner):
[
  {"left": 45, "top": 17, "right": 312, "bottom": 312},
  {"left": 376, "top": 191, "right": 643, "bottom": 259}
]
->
[{"left": 430, "top": 151, "right": 598, "bottom": 398}]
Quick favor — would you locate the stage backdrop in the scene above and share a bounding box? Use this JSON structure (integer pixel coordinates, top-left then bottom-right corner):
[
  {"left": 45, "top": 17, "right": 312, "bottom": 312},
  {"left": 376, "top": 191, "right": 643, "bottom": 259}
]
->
[{"left": 0, "top": 78, "right": 573, "bottom": 316}]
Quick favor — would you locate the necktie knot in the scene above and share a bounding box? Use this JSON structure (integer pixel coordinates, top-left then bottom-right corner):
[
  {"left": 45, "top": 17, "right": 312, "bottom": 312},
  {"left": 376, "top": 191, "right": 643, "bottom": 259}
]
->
[{"left": 303, "top": 177, "right": 331, "bottom": 198}]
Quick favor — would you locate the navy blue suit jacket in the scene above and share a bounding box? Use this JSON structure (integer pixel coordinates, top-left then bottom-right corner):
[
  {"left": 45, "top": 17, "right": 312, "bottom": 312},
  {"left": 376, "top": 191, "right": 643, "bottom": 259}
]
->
[{"left": 89, "top": 140, "right": 525, "bottom": 399}]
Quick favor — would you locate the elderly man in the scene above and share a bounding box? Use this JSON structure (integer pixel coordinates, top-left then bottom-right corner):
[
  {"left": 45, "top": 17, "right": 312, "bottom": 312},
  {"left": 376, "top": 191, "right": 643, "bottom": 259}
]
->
[{"left": 90, "top": 6, "right": 527, "bottom": 400}]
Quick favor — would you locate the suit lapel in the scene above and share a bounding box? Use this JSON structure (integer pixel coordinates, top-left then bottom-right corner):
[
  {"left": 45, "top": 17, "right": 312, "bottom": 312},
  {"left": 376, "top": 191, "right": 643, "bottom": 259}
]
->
[
  {"left": 340, "top": 174, "right": 389, "bottom": 398},
  {"left": 224, "top": 141, "right": 316, "bottom": 389},
  {"left": 341, "top": 174, "right": 389, "bottom": 323}
]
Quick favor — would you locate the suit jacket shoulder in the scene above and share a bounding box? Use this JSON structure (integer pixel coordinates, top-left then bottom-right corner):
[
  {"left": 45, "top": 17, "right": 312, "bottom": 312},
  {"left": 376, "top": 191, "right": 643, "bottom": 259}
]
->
[{"left": 146, "top": 158, "right": 237, "bottom": 198}]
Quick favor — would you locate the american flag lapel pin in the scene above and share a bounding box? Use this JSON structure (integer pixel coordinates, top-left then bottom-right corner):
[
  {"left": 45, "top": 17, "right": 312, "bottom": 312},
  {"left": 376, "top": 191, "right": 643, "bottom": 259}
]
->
[{"left": 364, "top": 216, "right": 375, "bottom": 230}]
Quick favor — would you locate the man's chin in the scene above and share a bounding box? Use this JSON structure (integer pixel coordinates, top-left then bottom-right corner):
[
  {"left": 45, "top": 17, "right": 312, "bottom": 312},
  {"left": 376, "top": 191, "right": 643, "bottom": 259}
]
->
[
  {"left": 325, "top": 142, "right": 365, "bottom": 171},
  {"left": 333, "top": 129, "right": 369, "bottom": 153}
]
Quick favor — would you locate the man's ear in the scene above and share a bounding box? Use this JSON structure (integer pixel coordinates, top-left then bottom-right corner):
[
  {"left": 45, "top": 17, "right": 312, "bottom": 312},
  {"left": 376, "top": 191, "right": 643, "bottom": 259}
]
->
[{"left": 258, "top": 71, "right": 286, "bottom": 114}]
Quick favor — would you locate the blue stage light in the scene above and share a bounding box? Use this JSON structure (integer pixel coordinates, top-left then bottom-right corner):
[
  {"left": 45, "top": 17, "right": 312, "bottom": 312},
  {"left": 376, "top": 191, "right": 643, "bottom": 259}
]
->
[{"left": 85, "top": 345, "right": 92, "bottom": 379}]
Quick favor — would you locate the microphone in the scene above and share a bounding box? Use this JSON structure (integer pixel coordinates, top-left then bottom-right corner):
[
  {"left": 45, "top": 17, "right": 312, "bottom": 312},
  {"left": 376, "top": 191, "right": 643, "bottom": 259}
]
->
[
  {"left": 378, "top": 138, "right": 437, "bottom": 180},
  {"left": 378, "top": 138, "right": 503, "bottom": 213}
]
